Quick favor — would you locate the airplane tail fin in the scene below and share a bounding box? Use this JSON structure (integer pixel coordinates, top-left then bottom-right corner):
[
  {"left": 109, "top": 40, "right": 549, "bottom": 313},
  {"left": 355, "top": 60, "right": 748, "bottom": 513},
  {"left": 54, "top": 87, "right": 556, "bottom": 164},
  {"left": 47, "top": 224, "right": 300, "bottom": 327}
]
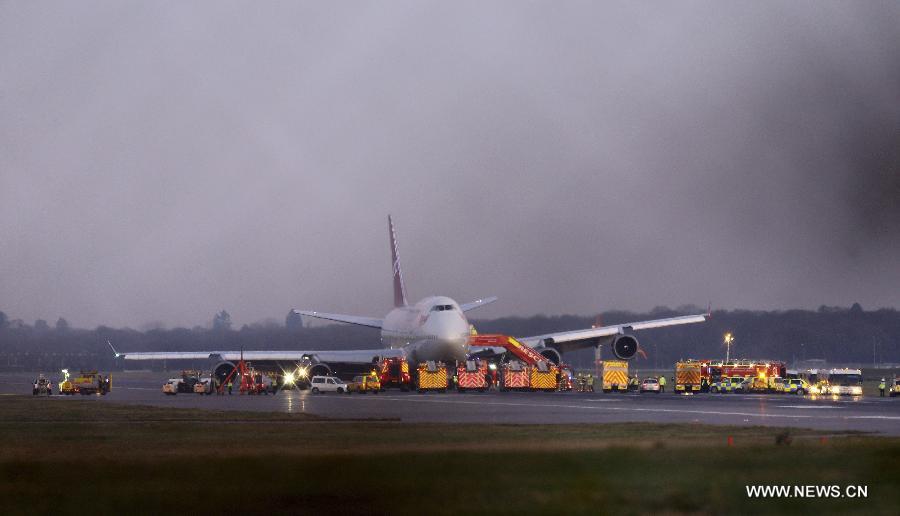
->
[{"left": 388, "top": 215, "right": 408, "bottom": 307}]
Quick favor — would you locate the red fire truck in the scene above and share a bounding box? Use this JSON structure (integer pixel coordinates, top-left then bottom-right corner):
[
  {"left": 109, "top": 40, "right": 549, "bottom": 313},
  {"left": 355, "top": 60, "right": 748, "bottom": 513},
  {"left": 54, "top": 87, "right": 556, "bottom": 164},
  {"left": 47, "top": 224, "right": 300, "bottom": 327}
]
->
[
  {"left": 378, "top": 357, "right": 412, "bottom": 391},
  {"left": 700, "top": 359, "right": 787, "bottom": 389},
  {"left": 457, "top": 359, "right": 488, "bottom": 392}
]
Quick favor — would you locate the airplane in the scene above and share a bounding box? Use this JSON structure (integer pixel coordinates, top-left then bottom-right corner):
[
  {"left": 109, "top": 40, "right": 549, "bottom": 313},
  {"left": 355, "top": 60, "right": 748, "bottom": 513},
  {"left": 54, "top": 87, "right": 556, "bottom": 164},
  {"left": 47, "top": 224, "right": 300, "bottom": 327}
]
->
[{"left": 114, "top": 216, "right": 709, "bottom": 382}]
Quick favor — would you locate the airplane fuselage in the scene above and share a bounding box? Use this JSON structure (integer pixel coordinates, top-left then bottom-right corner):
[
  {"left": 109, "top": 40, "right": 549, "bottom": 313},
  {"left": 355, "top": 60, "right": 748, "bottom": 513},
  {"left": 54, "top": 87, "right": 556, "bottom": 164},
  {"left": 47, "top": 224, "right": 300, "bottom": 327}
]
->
[{"left": 381, "top": 296, "right": 471, "bottom": 364}]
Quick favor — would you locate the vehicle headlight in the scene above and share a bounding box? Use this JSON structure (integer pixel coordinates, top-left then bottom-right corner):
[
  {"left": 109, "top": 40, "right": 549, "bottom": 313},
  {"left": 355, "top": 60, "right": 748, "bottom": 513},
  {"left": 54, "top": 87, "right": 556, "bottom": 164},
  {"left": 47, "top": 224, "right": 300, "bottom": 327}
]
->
[
  {"left": 283, "top": 372, "right": 295, "bottom": 385},
  {"left": 831, "top": 386, "right": 839, "bottom": 394},
  {"left": 851, "top": 386, "right": 862, "bottom": 395}
]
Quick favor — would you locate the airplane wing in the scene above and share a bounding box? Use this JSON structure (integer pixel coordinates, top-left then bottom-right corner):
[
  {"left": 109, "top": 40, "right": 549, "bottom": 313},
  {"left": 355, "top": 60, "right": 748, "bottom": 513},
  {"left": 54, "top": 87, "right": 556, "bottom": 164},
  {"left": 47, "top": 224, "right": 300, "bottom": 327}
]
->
[
  {"left": 113, "top": 348, "right": 404, "bottom": 363},
  {"left": 517, "top": 313, "right": 709, "bottom": 352},
  {"left": 291, "top": 309, "right": 383, "bottom": 329},
  {"left": 459, "top": 296, "right": 498, "bottom": 312}
]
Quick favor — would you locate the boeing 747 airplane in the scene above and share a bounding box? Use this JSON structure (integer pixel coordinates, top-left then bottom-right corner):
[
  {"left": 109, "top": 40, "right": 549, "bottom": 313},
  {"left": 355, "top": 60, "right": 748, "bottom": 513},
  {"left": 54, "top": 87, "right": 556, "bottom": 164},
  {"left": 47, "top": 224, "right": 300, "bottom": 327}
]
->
[{"left": 115, "top": 216, "right": 708, "bottom": 380}]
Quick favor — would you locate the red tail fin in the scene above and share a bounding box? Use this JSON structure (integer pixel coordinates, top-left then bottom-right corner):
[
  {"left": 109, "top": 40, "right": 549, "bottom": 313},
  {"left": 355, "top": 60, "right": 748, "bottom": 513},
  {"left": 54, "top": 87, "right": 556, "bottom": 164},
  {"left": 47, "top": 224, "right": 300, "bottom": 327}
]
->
[{"left": 388, "top": 215, "right": 408, "bottom": 307}]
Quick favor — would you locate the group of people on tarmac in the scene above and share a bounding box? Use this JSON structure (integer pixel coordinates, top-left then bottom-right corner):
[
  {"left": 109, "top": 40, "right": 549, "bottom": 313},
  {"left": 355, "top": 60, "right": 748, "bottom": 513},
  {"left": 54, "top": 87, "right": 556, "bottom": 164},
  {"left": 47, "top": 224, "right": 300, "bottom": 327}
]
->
[
  {"left": 574, "top": 373, "right": 594, "bottom": 392},
  {"left": 210, "top": 373, "right": 281, "bottom": 395},
  {"left": 574, "top": 373, "right": 674, "bottom": 392}
]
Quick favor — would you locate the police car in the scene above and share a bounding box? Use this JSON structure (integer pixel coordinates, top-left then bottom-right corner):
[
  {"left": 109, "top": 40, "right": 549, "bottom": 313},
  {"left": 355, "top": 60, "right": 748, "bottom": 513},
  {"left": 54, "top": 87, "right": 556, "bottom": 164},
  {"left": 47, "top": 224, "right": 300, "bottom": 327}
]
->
[
  {"left": 781, "top": 378, "right": 810, "bottom": 395},
  {"left": 709, "top": 376, "right": 746, "bottom": 393}
]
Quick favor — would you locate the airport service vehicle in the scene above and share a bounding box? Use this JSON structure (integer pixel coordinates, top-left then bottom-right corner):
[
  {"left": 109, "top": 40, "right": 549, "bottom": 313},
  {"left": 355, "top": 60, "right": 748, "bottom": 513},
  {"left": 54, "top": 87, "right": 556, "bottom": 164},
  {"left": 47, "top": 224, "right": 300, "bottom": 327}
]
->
[
  {"left": 640, "top": 378, "right": 660, "bottom": 393},
  {"left": 163, "top": 372, "right": 203, "bottom": 395},
  {"left": 891, "top": 378, "right": 900, "bottom": 397},
  {"left": 33, "top": 375, "right": 52, "bottom": 396},
  {"left": 162, "top": 378, "right": 183, "bottom": 395},
  {"left": 825, "top": 368, "right": 863, "bottom": 396},
  {"left": 457, "top": 360, "right": 488, "bottom": 392},
  {"left": 600, "top": 360, "right": 629, "bottom": 393},
  {"left": 114, "top": 217, "right": 708, "bottom": 387},
  {"left": 71, "top": 371, "right": 110, "bottom": 395},
  {"left": 417, "top": 361, "right": 448, "bottom": 393},
  {"left": 58, "top": 369, "right": 76, "bottom": 395},
  {"left": 710, "top": 377, "right": 746, "bottom": 393},
  {"left": 675, "top": 361, "right": 702, "bottom": 393},
  {"left": 348, "top": 375, "right": 381, "bottom": 394},
  {"left": 193, "top": 378, "right": 214, "bottom": 394},
  {"left": 310, "top": 376, "right": 347, "bottom": 394}
]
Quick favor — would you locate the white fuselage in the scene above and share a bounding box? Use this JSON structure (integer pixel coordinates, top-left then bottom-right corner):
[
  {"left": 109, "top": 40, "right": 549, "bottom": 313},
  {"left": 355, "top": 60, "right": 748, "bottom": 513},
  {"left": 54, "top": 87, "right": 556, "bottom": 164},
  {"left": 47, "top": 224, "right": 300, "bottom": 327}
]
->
[{"left": 380, "top": 296, "right": 471, "bottom": 364}]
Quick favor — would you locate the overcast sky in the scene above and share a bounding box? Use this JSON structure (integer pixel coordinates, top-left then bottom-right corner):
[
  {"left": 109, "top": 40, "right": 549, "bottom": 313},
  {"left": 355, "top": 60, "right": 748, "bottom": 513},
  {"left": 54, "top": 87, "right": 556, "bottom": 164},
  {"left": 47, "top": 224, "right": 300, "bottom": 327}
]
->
[{"left": 2, "top": 1, "right": 899, "bottom": 329}]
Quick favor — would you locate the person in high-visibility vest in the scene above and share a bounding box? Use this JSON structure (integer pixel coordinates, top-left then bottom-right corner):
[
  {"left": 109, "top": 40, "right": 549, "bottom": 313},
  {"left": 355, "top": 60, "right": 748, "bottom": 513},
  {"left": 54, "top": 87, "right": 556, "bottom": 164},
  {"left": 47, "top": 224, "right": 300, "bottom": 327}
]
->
[
  {"left": 879, "top": 378, "right": 886, "bottom": 397},
  {"left": 227, "top": 380, "right": 233, "bottom": 395},
  {"left": 658, "top": 375, "right": 666, "bottom": 393}
]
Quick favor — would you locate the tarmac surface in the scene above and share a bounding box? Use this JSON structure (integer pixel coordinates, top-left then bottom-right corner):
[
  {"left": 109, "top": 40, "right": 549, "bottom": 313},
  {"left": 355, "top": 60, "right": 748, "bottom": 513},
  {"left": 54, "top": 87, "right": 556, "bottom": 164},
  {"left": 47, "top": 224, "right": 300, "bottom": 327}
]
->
[{"left": 5, "top": 371, "right": 900, "bottom": 435}]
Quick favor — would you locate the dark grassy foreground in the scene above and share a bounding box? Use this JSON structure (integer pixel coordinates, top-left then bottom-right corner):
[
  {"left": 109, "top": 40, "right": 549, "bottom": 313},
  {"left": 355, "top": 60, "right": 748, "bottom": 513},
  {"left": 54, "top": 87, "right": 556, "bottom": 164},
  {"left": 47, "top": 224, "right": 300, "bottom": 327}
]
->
[{"left": 1, "top": 396, "right": 898, "bottom": 515}]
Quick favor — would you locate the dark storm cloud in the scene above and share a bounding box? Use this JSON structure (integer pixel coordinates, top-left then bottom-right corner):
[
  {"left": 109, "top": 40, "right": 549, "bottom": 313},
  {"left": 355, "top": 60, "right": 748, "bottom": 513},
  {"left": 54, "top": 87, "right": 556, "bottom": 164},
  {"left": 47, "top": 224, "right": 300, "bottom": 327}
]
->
[{"left": 1, "top": 1, "right": 898, "bottom": 328}]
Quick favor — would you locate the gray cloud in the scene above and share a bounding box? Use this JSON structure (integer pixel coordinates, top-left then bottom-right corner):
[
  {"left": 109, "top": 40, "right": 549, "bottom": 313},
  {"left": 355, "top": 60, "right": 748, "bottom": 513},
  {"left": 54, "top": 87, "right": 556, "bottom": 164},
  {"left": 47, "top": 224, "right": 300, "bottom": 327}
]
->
[{"left": 1, "top": 1, "right": 898, "bottom": 328}]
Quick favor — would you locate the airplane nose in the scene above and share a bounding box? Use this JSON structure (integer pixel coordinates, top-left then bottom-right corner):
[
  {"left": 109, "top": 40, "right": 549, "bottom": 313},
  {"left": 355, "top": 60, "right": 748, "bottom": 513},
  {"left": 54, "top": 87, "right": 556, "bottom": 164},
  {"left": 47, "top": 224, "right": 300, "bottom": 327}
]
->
[{"left": 435, "top": 324, "right": 470, "bottom": 361}]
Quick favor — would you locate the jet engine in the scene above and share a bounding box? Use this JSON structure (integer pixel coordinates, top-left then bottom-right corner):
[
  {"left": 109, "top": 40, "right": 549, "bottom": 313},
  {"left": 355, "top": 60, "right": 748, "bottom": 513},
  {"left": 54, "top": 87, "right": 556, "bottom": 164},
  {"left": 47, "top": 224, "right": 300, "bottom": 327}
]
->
[
  {"left": 612, "top": 335, "right": 640, "bottom": 360},
  {"left": 537, "top": 347, "right": 562, "bottom": 365},
  {"left": 308, "top": 363, "right": 332, "bottom": 377},
  {"left": 213, "top": 361, "right": 236, "bottom": 385}
]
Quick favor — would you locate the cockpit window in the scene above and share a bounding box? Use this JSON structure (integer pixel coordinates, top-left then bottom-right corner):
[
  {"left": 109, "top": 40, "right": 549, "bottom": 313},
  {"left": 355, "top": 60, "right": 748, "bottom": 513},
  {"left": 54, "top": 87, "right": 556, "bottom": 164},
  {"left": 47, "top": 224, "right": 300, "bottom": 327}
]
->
[{"left": 430, "top": 304, "right": 455, "bottom": 312}]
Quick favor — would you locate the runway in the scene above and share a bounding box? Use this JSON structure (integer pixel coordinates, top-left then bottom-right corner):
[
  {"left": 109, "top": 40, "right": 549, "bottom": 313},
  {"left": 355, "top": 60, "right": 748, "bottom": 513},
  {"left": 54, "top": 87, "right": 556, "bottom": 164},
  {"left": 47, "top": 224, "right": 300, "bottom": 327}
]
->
[{"left": 6, "top": 372, "right": 900, "bottom": 435}]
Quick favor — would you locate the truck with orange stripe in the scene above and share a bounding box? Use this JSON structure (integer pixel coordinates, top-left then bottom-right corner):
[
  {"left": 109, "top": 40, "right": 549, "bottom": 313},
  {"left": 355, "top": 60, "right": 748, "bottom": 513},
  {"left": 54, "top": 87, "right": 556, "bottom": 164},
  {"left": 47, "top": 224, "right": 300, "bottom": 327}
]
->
[
  {"left": 457, "top": 359, "right": 488, "bottom": 392},
  {"left": 601, "top": 360, "right": 629, "bottom": 393},
  {"left": 675, "top": 360, "right": 703, "bottom": 393}
]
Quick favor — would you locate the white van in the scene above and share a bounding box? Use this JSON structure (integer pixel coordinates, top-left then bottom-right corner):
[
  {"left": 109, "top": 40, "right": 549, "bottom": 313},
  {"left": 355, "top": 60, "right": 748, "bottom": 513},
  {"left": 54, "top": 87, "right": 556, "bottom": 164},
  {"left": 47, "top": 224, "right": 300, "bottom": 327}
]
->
[{"left": 310, "top": 375, "right": 347, "bottom": 394}]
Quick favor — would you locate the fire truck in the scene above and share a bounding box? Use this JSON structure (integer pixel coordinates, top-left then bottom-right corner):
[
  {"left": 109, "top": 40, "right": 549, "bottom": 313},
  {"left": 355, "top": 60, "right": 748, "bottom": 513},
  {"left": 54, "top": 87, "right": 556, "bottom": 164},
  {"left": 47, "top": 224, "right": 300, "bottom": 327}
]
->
[
  {"left": 600, "top": 360, "right": 629, "bottom": 393},
  {"left": 416, "top": 361, "right": 448, "bottom": 393},
  {"left": 700, "top": 359, "right": 786, "bottom": 386},
  {"left": 500, "top": 361, "right": 530, "bottom": 391},
  {"left": 457, "top": 359, "right": 488, "bottom": 392},
  {"left": 468, "top": 334, "right": 560, "bottom": 392},
  {"left": 378, "top": 357, "right": 412, "bottom": 391},
  {"left": 530, "top": 361, "right": 558, "bottom": 392},
  {"left": 675, "top": 361, "right": 702, "bottom": 393}
]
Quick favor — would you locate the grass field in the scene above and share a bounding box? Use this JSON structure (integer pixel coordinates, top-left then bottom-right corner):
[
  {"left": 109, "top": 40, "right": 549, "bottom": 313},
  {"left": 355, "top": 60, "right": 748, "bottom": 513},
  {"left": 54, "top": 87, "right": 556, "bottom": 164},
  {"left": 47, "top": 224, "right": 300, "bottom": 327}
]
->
[{"left": 1, "top": 395, "right": 898, "bottom": 515}]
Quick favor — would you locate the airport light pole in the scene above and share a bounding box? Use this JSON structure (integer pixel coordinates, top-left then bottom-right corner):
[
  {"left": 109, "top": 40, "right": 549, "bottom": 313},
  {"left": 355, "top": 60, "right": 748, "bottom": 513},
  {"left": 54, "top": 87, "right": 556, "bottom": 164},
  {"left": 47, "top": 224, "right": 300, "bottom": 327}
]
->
[{"left": 724, "top": 333, "right": 734, "bottom": 362}]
